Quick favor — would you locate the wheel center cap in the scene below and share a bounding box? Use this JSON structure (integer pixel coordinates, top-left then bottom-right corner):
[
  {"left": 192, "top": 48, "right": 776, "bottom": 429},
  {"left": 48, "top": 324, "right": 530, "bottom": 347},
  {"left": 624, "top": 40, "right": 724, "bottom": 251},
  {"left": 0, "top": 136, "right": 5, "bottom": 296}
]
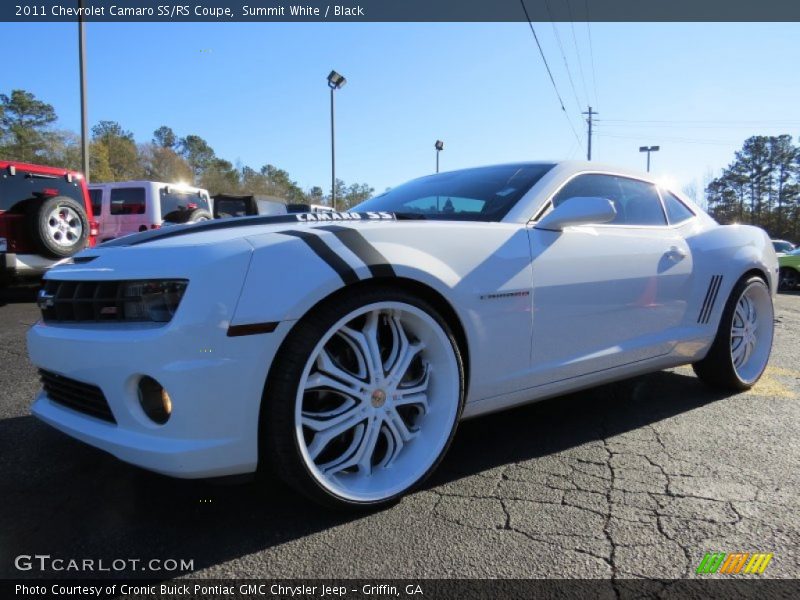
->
[{"left": 371, "top": 389, "right": 387, "bottom": 408}]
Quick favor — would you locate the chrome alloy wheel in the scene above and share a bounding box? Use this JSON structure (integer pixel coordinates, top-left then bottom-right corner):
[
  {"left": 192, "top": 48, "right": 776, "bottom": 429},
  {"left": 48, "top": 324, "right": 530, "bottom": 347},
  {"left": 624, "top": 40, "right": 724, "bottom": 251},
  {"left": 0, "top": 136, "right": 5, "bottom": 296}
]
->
[
  {"left": 295, "top": 302, "right": 460, "bottom": 502},
  {"left": 730, "top": 281, "right": 773, "bottom": 384},
  {"left": 47, "top": 205, "right": 83, "bottom": 247}
]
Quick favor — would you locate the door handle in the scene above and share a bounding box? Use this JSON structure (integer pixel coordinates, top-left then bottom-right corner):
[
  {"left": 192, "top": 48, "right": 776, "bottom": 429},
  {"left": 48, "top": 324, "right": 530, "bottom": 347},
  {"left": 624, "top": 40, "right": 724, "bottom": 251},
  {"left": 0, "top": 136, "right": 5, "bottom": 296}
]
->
[{"left": 665, "top": 246, "right": 687, "bottom": 261}]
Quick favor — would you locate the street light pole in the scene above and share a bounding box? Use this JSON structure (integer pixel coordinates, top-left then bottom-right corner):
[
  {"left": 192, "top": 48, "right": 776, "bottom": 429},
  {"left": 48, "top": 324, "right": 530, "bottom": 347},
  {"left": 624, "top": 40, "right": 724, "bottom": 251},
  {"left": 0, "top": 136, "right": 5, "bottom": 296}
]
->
[
  {"left": 330, "top": 86, "right": 335, "bottom": 209},
  {"left": 435, "top": 140, "right": 443, "bottom": 173},
  {"left": 639, "top": 145, "right": 660, "bottom": 173},
  {"left": 78, "top": 0, "right": 89, "bottom": 181},
  {"left": 327, "top": 70, "right": 346, "bottom": 211}
]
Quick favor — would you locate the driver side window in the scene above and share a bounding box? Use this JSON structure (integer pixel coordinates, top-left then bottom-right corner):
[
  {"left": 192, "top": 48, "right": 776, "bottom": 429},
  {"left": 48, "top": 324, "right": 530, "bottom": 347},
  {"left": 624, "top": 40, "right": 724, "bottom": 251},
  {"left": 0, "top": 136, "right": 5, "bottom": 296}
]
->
[{"left": 548, "top": 174, "right": 667, "bottom": 226}]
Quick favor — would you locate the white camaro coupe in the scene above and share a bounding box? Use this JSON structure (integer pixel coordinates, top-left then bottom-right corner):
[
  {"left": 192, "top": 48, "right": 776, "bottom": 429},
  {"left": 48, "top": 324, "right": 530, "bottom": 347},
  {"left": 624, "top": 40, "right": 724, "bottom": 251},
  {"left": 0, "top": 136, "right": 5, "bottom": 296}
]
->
[{"left": 28, "top": 161, "right": 777, "bottom": 508}]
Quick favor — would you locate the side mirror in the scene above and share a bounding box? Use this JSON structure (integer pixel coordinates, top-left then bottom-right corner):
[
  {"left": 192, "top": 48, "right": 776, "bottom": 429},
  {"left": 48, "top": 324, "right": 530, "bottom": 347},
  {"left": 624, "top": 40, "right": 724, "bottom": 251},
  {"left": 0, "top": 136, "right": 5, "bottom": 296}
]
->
[{"left": 535, "top": 196, "right": 617, "bottom": 231}]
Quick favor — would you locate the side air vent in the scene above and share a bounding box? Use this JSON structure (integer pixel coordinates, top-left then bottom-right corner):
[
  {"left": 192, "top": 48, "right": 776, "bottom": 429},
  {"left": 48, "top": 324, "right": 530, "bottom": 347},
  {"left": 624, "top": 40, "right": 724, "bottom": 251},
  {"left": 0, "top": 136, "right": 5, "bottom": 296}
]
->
[{"left": 698, "top": 275, "right": 723, "bottom": 324}]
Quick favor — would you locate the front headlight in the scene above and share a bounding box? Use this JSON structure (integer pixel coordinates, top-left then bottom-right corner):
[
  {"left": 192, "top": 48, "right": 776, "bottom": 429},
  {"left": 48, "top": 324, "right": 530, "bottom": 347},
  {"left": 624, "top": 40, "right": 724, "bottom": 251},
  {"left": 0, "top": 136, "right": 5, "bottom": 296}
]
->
[
  {"left": 121, "top": 280, "right": 188, "bottom": 322},
  {"left": 39, "top": 279, "right": 189, "bottom": 323}
]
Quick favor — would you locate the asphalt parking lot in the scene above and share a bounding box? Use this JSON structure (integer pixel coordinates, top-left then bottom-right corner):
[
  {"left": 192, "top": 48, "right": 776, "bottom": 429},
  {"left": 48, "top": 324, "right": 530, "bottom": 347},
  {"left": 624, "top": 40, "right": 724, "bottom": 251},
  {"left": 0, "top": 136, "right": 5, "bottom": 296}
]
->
[{"left": 1, "top": 284, "right": 798, "bottom": 581}]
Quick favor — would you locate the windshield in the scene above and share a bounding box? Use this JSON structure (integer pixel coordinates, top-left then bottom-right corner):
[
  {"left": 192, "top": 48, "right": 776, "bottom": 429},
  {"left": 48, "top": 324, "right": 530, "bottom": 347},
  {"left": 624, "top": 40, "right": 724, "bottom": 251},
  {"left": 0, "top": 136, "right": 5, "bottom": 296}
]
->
[
  {"left": 160, "top": 188, "right": 210, "bottom": 221},
  {"left": 773, "top": 241, "right": 794, "bottom": 253},
  {"left": 352, "top": 163, "right": 555, "bottom": 221}
]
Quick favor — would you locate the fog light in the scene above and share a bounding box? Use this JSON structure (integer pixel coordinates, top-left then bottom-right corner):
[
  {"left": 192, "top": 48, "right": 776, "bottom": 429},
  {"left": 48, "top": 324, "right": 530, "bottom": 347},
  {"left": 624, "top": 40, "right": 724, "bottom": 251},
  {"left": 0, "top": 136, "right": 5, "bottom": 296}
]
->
[{"left": 138, "top": 376, "right": 172, "bottom": 424}]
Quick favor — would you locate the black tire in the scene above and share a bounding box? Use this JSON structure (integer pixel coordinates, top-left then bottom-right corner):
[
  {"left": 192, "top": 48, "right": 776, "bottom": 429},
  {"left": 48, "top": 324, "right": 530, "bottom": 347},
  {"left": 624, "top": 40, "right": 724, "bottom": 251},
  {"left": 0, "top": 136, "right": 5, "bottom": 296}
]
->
[
  {"left": 778, "top": 267, "right": 798, "bottom": 291},
  {"left": 260, "top": 286, "right": 465, "bottom": 509},
  {"left": 162, "top": 208, "right": 212, "bottom": 225},
  {"left": 693, "top": 275, "right": 773, "bottom": 391},
  {"left": 27, "top": 196, "right": 89, "bottom": 258},
  {"left": 186, "top": 208, "right": 212, "bottom": 223}
]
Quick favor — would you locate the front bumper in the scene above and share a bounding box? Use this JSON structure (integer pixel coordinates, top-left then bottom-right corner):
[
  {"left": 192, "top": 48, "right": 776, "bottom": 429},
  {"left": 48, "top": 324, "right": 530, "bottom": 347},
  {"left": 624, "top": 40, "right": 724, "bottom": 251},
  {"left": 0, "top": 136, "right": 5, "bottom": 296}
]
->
[
  {"left": 26, "top": 239, "right": 292, "bottom": 478},
  {"left": 28, "top": 318, "right": 291, "bottom": 478}
]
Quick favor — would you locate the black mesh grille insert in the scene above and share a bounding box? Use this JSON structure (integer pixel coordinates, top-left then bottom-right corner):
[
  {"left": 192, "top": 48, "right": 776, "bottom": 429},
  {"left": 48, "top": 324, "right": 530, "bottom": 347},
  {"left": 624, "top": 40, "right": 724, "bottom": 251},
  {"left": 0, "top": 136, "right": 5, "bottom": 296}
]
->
[
  {"left": 39, "top": 280, "right": 125, "bottom": 322},
  {"left": 39, "top": 369, "right": 116, "bottom": 424}
]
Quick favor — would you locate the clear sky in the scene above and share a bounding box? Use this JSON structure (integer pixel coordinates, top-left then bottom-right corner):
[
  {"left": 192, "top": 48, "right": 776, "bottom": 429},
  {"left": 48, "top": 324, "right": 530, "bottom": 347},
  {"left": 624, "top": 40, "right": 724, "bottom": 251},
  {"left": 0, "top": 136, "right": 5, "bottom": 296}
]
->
[{"left": 2, "top": 21, "right": 799, "bottom": 198}]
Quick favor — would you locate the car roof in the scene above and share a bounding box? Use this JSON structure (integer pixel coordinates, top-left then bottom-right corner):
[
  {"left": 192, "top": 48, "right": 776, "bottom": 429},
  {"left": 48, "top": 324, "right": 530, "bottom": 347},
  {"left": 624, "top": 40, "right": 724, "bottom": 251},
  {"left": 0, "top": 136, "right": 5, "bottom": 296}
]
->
[
  {"left": 0, "top": 160, "right": 85, "bottom": 179},
  {"left": 88, "top": 180, "right": 208, "bottom": 192}
]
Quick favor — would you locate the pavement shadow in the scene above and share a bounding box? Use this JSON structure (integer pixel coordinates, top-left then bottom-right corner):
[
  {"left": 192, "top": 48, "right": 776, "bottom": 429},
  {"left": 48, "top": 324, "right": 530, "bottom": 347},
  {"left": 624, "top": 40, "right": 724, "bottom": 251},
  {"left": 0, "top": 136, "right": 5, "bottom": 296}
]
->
[
  {"left": 0, "top": 369, "right": 732, "bottom": 579},
  {"left": 431, "top": 370, "right": 727, "bottom": 485}
]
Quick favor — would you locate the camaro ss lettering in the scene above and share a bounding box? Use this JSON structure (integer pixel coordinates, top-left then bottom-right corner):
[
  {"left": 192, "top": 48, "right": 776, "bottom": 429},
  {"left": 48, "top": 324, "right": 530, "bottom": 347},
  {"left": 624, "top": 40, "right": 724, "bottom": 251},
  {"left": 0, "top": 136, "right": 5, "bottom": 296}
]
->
[{"left": 295, "top": 212, "right": 394, "bottom": 222}]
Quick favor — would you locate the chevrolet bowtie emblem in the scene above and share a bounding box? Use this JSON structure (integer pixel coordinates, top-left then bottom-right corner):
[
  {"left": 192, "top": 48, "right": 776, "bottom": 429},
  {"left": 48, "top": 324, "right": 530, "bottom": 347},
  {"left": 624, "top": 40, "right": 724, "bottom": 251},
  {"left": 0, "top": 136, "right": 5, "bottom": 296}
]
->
[{"left": 37, "top": 289, "right": 55, "bottom": 310}]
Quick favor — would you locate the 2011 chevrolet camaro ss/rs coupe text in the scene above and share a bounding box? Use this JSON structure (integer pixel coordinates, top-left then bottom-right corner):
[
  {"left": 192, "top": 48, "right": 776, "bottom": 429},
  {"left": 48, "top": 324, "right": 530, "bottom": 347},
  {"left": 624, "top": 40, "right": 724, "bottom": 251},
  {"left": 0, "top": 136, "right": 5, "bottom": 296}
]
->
[{"left": 27, "top": 161, "right": 777, "bottom": 508}]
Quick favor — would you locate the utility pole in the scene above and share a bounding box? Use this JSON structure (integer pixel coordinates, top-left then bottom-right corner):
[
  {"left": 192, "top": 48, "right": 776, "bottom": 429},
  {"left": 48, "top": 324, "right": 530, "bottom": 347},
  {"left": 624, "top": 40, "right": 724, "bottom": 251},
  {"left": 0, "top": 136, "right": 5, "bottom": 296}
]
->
[
  {"left": 78, "top": 0, "right": 89, "bottom": 181},
  {"left": 582, "top": 106, "right": 597, "bottom": 161}
]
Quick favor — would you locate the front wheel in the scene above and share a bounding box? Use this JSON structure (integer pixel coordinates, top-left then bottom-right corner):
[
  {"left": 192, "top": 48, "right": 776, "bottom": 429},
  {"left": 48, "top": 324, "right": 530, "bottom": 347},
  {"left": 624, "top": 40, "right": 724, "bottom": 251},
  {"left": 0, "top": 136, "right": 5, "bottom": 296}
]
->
[
  {"left": 693, "top": 276, "right": 774, "bottom": 391},
  {"left": 262, "top": 288, "right": 464, "bottom": 509}
]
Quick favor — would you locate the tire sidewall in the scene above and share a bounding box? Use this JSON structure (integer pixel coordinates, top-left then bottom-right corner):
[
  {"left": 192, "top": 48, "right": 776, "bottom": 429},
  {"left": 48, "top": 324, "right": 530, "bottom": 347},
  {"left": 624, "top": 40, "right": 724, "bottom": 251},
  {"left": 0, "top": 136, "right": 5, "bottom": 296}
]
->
[
  {"left": 719, "top": 277, "right": 773, "bottom": 388},
  {"left": 262, "top": 287, "right": 465, "bottom": 509},
  {"left": 187, "top": 208, "right": 212, "bottom": 223},
  {"left": 28, "top": 196, "right": 89, "bottom": 258}
]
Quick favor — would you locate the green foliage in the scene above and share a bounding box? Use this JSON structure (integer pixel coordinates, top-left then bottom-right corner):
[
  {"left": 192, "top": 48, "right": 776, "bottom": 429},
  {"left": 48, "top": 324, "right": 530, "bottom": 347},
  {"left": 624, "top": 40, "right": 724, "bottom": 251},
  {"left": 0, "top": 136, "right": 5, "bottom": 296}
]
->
[
  {"left": 0, "top": 89, "right": 58, "bottom": 162},
  {"left": 179, "top": 134, "right": 216, "bottom": 178},
  {"left": 91, "top": 120, "right": 141, "bottom": 181},
  {"left": 706, "top": 135, "right": 800, "bottom": 240},
  {"left": 152, "top": 125, "right": 177, "bottom": 149},
  {"left": 327, "top": 179, "right": 374, "bottom": 210},
  {"left": 0, "top": 88, "right": 375, "bottom": 207},
  {"left": 140, "top": 143, "right": 193, "bottom": 183}
]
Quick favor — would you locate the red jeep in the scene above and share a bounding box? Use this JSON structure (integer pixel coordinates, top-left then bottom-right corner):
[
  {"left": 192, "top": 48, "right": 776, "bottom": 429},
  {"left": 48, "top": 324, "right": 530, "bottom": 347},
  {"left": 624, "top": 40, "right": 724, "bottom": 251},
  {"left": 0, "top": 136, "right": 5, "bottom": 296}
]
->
[{"left": 0, "top": 161, "right": 98, "bottom": 283}]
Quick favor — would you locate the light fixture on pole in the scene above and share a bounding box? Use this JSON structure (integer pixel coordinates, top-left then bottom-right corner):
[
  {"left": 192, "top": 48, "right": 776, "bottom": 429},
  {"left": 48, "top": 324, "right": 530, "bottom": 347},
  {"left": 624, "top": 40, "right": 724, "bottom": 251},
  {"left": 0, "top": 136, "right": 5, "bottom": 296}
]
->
[
  {"left": 639, "top": 145, "right": 660, "bottom": 173},
  {"left": 327, "top": 70, "right": 346, "bottom": 210},
  {"left": 435, "top": 140, "right": 444, "bottom": 173}
]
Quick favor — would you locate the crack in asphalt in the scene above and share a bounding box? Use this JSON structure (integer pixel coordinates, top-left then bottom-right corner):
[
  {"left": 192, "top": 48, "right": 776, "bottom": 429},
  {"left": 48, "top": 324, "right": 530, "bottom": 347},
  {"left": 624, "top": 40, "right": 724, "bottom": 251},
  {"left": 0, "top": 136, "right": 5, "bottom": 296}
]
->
[{"left": 426, "top": 396, "right": 799, "bottom": 580}]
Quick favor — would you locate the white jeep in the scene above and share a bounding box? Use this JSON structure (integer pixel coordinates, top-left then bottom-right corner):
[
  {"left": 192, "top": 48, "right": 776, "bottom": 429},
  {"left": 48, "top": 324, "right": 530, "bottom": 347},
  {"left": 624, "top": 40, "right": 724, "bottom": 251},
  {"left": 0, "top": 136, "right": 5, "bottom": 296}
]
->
[{"left": 88, "top": 181, "right": 212, "bottom": 241}]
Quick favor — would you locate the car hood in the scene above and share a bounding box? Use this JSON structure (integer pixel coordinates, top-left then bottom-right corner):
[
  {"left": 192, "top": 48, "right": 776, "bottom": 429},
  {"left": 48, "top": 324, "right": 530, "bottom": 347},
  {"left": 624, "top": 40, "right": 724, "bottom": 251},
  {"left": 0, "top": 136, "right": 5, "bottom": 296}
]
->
[{"left": 98, "top": 212, "right": 397, "bottom": 249}]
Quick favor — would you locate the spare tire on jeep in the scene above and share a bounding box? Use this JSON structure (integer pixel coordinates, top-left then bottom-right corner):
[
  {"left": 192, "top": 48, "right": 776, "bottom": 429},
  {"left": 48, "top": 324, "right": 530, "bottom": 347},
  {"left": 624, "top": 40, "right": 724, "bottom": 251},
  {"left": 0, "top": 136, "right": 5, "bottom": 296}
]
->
[
  {"left": 163, "top": 207, "right": 212, "bottom": 225},
  {"left": 27, "top": 196, "right": 90, "bottom": 259}
]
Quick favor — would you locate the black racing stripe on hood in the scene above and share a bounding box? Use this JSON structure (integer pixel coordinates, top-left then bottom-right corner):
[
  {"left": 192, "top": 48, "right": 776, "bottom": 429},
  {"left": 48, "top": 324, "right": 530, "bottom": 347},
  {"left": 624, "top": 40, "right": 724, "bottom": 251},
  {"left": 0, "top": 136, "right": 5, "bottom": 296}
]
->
[
  {"left": 313, "top": 225, "right": 396, "bottom": 278},
  {"left": 99, "top": 214, "right": 304, "bottom": 247}
]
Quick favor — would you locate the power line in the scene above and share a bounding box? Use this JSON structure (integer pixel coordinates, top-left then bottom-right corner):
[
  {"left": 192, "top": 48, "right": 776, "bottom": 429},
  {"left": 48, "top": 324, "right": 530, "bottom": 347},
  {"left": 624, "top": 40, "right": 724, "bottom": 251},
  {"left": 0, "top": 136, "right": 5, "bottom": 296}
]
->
[
  {"left": 543, "top": 0, "right": 584, "bottom": 112},
  {"left": 595, "top": 132, "right": 740, "bottom": 146},
  {"left": 519, "top": 0, "right": 582, "bottom": 143},
  {"left": 597, "top": 122, "right": 800, "bottom": 130},
  {"left": 565, "top": 0, "right": 590, "bottom": 107},
  {"left": 599, "top": 118, "right": 800, "bottom": 125},
  {"left": 584, "top": 0, "right": 599, "bottom": 106}
]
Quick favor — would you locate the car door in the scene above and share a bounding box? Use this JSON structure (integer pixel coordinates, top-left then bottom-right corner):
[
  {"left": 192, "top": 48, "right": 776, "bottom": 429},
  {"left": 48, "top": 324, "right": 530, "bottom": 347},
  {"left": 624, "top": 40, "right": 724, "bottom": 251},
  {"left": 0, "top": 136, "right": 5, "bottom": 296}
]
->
[{"left": 526, "top": 173, "right": 694, "bottom": 386}]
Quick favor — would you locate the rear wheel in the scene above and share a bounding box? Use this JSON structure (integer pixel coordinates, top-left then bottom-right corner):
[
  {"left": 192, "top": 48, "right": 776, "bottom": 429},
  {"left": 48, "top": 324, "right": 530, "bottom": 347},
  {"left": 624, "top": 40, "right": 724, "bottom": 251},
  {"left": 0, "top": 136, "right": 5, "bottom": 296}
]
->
[
  {"left": 262, "top": 288, "right": 464, "bottom": 509},
  {"left": 693, "top": 276, "right": 773, "bottom": 391}
]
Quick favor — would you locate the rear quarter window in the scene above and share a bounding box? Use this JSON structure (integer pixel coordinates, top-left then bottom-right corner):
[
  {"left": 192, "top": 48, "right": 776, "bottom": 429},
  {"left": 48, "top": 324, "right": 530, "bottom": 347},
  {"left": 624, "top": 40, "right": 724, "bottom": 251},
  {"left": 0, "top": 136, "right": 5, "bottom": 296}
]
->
[{"left": 661, "top": 190, "right": 695, "bottom": 224}]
